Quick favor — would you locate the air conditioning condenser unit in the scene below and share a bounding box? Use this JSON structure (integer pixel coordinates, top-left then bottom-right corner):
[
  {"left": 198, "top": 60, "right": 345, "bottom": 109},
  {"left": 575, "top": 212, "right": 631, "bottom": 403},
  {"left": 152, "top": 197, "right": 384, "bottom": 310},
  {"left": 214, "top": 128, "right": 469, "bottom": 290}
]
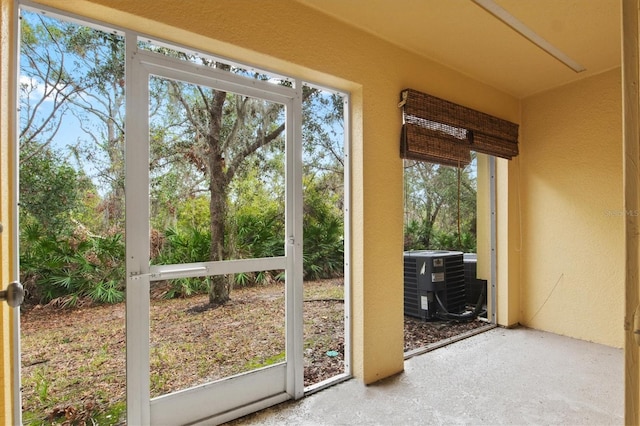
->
[{"left": 403, "top": 250, "right": 466, "bottom": 320}]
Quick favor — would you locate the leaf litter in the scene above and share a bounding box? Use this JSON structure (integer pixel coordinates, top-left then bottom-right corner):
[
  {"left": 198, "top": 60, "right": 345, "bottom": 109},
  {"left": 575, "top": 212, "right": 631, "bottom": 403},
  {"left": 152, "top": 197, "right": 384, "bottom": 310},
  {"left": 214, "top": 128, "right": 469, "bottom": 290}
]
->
[{"left": 20, "top": 278, "right": 485, "bottom": 423}]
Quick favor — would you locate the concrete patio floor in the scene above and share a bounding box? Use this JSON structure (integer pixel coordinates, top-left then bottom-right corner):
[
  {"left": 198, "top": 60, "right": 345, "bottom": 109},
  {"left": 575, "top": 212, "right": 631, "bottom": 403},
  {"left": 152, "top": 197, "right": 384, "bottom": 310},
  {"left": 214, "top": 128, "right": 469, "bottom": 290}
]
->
[{"left": 230, "top": 327, "right": 623, "bottom": 425}]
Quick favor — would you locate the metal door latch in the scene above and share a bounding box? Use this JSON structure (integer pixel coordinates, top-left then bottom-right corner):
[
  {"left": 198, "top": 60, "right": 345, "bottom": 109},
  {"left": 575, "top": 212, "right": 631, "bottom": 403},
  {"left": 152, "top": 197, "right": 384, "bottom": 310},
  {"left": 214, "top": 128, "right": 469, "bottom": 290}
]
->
[
  {"left": 0, "top": 222, "right": 23, "bottom": 307},
  {"left": 0, "top": 281, "right": 24, "bottom": 308}
]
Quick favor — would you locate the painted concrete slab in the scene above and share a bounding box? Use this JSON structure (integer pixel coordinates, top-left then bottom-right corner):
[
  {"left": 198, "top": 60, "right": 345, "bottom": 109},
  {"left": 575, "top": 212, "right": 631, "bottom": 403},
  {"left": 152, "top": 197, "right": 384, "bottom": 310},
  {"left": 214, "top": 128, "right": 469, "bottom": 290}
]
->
[{"left": 230, "top": 327, "right": 623, "bottom": 425}]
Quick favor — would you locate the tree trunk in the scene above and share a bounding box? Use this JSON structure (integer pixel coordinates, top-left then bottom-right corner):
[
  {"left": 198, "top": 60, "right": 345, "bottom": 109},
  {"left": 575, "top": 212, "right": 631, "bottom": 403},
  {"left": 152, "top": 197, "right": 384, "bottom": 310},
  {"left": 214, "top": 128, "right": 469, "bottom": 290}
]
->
[
  {"left": 207, "top": 89, "right": 230, "bottom": 305},
  {"left": 208, "top": 172, "right": 230, "bottom": 304}
]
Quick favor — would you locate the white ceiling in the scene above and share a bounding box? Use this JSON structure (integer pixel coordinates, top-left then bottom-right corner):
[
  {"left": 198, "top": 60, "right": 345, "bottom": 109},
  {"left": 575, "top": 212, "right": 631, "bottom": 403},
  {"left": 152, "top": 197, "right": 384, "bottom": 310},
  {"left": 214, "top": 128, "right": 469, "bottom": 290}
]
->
[{"left": 295, "top": 0, "right": 621, "bottom": 98}]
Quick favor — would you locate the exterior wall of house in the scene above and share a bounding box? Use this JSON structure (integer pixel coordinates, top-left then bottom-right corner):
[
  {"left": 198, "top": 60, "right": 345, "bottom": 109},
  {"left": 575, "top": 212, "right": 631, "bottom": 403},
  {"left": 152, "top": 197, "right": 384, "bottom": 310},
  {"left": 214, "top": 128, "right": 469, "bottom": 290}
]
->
[
  {"left": 520, "top": 68, "right": 624, "bottom": 348},
  {"left": 0, "top": 0, "right": 522, "bottom": 415}
]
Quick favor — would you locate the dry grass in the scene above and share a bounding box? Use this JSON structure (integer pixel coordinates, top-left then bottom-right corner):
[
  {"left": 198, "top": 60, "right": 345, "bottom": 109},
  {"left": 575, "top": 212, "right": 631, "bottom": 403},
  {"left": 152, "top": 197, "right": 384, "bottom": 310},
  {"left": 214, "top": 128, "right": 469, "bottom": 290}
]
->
[
  {"left": 20, "top": 278, "right": 485, "bottom": 424},
  {"left": 20, "top": 280, "right": 346, "bottom": 424}
]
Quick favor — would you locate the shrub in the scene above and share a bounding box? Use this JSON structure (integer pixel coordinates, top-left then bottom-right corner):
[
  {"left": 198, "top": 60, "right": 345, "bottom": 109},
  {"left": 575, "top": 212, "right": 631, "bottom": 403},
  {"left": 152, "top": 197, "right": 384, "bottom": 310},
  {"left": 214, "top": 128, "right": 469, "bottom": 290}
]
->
[
  {"left": 231, "top": 209, "right": 285, "bottom": 286},
  {"left": 303, "top": 179, "right": 344, "bottom": 280},
  {"left": 20, "top": 222, "right": 125, "bottom": 306},
  {"left": 153, "top": 226, "right": 211, "bottom": 298},
  {"left": 430, "top": 230, "right": 477, "bottom": 253}
]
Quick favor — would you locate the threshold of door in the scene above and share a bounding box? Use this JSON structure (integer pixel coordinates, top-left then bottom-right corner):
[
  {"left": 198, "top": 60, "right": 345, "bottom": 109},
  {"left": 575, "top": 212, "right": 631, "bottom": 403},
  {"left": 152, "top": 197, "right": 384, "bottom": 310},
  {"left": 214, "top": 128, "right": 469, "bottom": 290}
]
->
[
  {"left": 304, "top": 372, "right": 352, "bottom": 397},
  {"left": 404, "top": 323, "right": 497, "bottom": 360}
]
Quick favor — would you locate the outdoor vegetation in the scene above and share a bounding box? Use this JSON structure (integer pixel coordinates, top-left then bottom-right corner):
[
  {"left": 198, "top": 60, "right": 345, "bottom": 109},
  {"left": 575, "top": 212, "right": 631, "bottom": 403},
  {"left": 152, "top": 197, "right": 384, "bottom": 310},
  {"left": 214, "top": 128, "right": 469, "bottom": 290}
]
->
[
  {"left": 19, "top": 12, "right": 345, "bottom": 308},
  {"left": 403, "top": 157, "right": 477, "bottom": 253},
  {"left": 17, "top": 8, "right": 478, "bottom": 425}
]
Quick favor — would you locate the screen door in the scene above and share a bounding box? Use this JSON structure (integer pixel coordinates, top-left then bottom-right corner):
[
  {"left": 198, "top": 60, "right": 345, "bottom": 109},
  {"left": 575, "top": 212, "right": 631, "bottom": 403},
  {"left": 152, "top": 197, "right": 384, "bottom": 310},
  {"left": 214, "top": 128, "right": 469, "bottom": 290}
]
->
[{"left": 125, "top": 47, "right": 304, "bottom": 426}]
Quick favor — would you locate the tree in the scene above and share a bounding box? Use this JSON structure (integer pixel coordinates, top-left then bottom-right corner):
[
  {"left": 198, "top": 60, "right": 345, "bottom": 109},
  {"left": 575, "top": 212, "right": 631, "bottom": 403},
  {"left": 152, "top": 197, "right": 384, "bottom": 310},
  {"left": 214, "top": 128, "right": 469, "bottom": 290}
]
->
[
  {"left": 21, "top": 14, "right": 347, "bottom": 306},
  {"left": 19, "top": 13, "right": 129, "bottom": 306},
  {"left": 65, "top": 26, "right": 126, "bottom": 228},
  {"left": 20, "top": 12, "right": 126, "bottom": 232},
  {"left": 20, "top": 16, "right": 80, "bottom": 151},
  {"left": 164, "top": 78, "right": 277, "bottom": 304},
  {"left": 153, "top": 61, "right": 322, "bottom": 304},
  {"left": 403, "top": 156, "right": 477, "bottom": 252},
  {"left": 19, "top": 141, "right": 87, "bottom": 235}
]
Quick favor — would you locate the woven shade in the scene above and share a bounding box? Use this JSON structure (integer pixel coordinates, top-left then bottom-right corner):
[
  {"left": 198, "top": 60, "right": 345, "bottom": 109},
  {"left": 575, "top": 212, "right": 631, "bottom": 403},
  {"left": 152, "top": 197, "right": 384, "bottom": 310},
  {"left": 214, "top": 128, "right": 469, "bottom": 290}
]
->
[
  {"left": 401, "top": 121, "right": 471, "bottom": 167},
  {"left": 399, "top": 89, "right": 519, "bottom": 163}
]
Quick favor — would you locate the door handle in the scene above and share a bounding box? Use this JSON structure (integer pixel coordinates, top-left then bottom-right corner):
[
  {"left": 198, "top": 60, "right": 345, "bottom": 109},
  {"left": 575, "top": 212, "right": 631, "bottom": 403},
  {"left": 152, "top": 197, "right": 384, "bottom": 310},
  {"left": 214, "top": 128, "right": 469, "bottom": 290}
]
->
[
  {"left": 0, "top": 221, "right": 23, "bottom": 307},
  {"left": 0, "top": 281, "right": 24, "bottom": 308}
]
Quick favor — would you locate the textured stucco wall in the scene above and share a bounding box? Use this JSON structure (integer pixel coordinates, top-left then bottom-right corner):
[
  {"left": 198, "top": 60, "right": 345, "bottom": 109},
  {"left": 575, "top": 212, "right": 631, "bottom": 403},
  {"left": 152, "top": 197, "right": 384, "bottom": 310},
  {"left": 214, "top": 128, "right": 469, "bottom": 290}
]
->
[
  {"left": 520, "top": 68, "right": 624, "bottom": 348},
  {"left": 4, "top": 0, "right": 520, "bottom": 397}
]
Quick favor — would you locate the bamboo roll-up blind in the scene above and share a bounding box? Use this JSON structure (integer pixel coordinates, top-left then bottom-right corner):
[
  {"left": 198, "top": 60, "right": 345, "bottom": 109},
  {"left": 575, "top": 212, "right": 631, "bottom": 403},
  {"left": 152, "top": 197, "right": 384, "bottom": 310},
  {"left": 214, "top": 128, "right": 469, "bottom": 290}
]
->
[
  {"left": 399, "top": 89, "right": 519, "bottom": 164},
  {"left": 401, "top": 120, "right": 472, "bottom": 167}
]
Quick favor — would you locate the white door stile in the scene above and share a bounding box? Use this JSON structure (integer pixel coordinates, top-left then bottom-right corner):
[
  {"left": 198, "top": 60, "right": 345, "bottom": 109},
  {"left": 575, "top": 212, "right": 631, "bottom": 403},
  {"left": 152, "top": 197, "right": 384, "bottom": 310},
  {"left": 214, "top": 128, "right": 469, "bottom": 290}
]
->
[
  {"left": 286, "top": 79, "right": 305, "bottom": 399},
  {"left": 12, "top": 4, "right": 22, "bottom": 423},
  {"left": 341, "top": 94, "right": 352, "bottom": 379},
  {"left": 125, "top": 34, "right": 153, "bottom": 425}
]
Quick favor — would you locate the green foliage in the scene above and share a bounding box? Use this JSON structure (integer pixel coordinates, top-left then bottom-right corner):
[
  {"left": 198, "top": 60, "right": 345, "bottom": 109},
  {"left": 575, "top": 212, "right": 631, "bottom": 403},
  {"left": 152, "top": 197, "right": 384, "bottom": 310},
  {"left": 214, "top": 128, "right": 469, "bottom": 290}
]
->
[
  {"left": 404, "top": 157, "right": 477, "bottom": 253},
  {"left": 234, "top": 211, "right": 284, "bottom": 259},
  {"left": 176, "top": 196, "right": 210, "bottom": 230},
  {"left": 22, "top": 399, "right": 125, "bottom": 426},
  {"left": 156, "top": 226, "right": 211, "bottom": 264},
  {"left": 19, "top": 143, "right": 87, "bottom": 235},
  {"left": 152, "top": 167, "right": 346, "bottom": 294},
  {"left": 430, "top": 230, "right": 477, "bottom": 253},
  {"left": 403, "top": 218, "right": 431, "bottom": 250},
  {"left": 226, "top": 164, "right": 285, "bottom": 286},
  {"left": 160, "top": 277, "right": 210, "bottom": 299},
  {"left": 88, "top": 402, "right": 127, "bottom": 426},
  {"left": 231, "top": 210, "right": 285, "bottom": 286},
  {"left": 73, "top": 186, "right": 105, "bottom": 234},
  {"left": 303, "top": 177, "right": 344, "bottom": 280},
  {"left": 20, "top": 222, "right": 125, "bottom": 306},
  {"left": 19, "top": 11, "right": 348, "bottom": 307},
  {"left": 153, "top": 226, "right": 211, "bottom": 298},
  {"left": 243, "top": 351, "right": 286, "bottom": 370},
  {"left": 21, "top": 11, "right": 127, "bottom": 232}
]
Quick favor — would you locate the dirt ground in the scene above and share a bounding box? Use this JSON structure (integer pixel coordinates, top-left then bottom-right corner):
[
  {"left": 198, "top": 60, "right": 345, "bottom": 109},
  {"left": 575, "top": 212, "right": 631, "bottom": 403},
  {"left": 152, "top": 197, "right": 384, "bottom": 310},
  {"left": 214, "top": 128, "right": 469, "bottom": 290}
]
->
[{"left": 20, "top": 279, "right": 486, "bottom": 424}]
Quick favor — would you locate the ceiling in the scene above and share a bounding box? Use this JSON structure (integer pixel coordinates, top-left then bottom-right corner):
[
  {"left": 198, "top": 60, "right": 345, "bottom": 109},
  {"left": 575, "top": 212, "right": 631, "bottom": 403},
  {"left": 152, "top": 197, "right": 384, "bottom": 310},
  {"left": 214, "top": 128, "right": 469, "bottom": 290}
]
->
[{"left": 295, "top": 0, "right": 621, "bottom": 99}]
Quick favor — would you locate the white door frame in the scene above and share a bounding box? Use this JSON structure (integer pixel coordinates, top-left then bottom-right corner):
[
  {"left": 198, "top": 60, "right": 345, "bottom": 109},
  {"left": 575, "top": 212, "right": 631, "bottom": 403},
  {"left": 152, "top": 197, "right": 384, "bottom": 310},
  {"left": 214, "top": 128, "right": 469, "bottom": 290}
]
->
[
  {"left": 11, "top": 3, "right": 22, "bottom": 424},
  {"left": 124, "top": 43, "right": 304, "bottom": 425}
]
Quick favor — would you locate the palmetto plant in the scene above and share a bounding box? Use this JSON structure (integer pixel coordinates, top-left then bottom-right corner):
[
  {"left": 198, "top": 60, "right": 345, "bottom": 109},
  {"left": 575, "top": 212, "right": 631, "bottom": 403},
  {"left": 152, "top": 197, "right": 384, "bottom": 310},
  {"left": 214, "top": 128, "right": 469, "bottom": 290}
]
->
[
  {"left": 303, "top": 181, "right": 344, "bottom": 281},
  {"left": 303, "top": 215, "right": 344, "bottom": 281},
  {"left": 157, "top": 226, "right": 211, "bottom": 264},
  {"left": 20, "top": 222, "right": 125, "bottom": 306},
  {"left": 234, "top": 212, "right": 284, "bottom": 259},
  {"left": 231, "top": 210, "right": 285, "bottom": 286},
  {"left": 154, "top": 226, "right": 211, "bottom": 298}
]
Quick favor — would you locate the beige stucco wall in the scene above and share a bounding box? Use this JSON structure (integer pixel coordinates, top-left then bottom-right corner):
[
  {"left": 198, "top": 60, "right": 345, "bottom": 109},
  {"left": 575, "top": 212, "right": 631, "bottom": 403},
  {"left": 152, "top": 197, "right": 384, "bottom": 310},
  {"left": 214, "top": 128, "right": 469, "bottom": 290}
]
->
[{"left": 520, "top": 68, "right": 624, "bottom": 348}]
